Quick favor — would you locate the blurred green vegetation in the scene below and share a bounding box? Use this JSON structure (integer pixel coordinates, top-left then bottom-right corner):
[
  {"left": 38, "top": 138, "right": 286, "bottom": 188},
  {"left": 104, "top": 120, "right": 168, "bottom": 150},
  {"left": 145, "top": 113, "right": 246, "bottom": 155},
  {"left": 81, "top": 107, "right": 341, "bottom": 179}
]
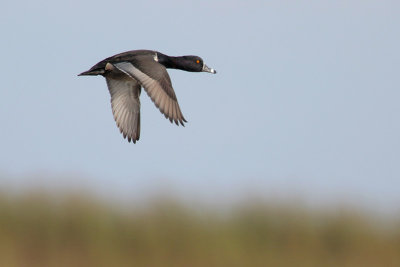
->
[{"left": 0, "top": 192, "right": 399, "bottom": 267}]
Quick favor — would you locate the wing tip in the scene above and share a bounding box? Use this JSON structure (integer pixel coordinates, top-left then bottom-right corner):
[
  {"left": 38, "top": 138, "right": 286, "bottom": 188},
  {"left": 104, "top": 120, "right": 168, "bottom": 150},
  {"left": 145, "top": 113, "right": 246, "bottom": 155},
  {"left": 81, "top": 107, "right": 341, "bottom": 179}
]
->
[{"left": 126, "top": 134, "right": 139, "bottom": 144}]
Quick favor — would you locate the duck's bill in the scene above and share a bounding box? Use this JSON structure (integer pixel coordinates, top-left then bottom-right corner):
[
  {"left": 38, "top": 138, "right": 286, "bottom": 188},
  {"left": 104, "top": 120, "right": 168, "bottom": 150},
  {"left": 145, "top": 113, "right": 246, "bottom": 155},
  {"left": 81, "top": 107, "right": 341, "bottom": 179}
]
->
[{"left": 202, "top": 64, "right": 217, "bottom": 74}]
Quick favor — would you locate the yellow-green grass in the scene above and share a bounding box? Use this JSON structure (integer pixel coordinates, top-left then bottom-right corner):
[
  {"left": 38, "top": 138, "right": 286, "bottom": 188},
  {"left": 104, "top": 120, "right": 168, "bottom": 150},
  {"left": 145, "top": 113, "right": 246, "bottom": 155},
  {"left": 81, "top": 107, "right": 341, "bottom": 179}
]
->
[{"left": 0, "top": 192, "right": 399, "bottom": 267}]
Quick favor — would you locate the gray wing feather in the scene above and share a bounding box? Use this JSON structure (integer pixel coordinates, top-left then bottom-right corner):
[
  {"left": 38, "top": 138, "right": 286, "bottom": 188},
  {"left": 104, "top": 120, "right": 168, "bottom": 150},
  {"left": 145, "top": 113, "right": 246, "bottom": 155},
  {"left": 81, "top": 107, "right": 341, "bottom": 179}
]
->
[
  {"left": 113, "top": 61, "right": 187, "bottom": 126},
  {"left": 105, "top": 70, "right": 141, "bottom": 143}
]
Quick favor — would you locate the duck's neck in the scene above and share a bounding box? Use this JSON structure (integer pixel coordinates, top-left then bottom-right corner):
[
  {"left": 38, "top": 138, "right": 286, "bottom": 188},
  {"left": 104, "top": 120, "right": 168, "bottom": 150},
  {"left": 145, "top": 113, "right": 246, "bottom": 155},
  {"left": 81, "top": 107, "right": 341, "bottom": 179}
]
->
[{"left": 157, "top": 53, "right": 186, "bottom": 70}]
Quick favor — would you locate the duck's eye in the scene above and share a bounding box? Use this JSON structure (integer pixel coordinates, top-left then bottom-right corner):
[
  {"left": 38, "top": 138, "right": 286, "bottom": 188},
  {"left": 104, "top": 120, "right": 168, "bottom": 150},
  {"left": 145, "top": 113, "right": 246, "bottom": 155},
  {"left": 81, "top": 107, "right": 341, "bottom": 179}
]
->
[{"left": 196, "top": 60, "right": 200, "bottom": 64}]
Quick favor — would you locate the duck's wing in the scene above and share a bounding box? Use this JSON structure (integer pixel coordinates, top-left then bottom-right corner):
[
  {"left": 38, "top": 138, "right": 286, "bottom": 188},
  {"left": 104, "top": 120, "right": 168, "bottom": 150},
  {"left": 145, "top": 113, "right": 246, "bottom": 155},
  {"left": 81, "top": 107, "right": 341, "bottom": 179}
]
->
[
  {"left": 105, "top": 66, "right": 141, "bottom": 143},
  {"left": 112, "top": 57, "right": 187, "bottom": 126}
]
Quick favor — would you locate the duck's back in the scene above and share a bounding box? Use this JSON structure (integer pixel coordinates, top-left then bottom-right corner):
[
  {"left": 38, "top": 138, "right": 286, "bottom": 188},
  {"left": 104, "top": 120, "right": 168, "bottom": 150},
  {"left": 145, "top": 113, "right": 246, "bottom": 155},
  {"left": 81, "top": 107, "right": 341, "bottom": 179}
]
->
[{"left": 87, "top": 50, "right": 156, "bottom": 74}]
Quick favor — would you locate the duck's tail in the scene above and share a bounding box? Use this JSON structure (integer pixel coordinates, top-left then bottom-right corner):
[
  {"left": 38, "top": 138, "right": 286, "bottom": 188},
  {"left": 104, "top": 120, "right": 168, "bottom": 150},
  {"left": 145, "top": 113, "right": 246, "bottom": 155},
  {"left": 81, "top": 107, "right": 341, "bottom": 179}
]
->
[{"left": 78, "top": 68, "right": 105, "bottom": 76}]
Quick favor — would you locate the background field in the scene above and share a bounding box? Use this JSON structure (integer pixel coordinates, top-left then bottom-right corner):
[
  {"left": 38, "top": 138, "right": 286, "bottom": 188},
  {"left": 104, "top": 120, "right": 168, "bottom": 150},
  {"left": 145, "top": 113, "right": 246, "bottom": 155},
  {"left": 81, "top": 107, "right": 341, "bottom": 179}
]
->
[{"left": 0, "top": 186, "right": 399, "bottom": 267}]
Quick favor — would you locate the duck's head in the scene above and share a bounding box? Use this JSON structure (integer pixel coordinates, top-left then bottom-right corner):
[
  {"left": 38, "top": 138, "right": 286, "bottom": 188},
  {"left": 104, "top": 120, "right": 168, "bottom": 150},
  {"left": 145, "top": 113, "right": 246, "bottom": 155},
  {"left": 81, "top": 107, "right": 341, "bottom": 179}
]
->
[{"left": 180, "top": 56, "right": 217, "bottom": 74}]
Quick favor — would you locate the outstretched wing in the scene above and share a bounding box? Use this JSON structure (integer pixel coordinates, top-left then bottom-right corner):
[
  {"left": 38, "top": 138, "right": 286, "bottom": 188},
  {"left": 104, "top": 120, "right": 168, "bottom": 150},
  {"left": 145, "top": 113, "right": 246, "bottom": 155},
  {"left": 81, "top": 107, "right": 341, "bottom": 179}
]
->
[
  {"left": 112, "top": 59, "right": 186, "bottom": 126},
  {"left": 105, "top": 68, "right": 141, "bottom": 143}
]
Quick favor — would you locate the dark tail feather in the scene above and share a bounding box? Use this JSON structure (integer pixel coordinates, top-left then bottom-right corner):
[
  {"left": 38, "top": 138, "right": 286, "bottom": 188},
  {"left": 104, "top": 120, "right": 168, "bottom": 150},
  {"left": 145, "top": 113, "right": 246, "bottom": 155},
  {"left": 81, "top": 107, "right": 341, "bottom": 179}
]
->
[{"left": 78, "top": 69, "right": 105, "bottom": 76}]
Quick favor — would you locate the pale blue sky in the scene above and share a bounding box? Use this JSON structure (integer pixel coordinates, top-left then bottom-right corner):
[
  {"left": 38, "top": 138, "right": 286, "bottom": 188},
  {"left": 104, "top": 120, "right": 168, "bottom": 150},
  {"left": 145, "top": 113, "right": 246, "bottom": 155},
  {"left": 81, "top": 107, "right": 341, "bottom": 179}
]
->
[{"left": 1, "top": 1, "right": 399, "bottom": 211}]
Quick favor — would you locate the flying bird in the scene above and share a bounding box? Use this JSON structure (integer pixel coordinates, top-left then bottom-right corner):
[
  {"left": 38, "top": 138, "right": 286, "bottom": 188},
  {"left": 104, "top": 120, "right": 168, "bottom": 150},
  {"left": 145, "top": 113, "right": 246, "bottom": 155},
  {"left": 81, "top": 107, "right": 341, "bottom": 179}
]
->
[{"left": 78, "top": 50, "right": 216, "bottom": 143}]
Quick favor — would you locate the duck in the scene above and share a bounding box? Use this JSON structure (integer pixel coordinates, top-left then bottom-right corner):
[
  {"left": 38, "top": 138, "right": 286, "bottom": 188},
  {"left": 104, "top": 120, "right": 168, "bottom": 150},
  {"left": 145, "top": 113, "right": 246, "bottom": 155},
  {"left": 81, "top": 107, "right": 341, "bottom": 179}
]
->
[{"left": 78, "top": 50, "right": 216, "bottom": 143}]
